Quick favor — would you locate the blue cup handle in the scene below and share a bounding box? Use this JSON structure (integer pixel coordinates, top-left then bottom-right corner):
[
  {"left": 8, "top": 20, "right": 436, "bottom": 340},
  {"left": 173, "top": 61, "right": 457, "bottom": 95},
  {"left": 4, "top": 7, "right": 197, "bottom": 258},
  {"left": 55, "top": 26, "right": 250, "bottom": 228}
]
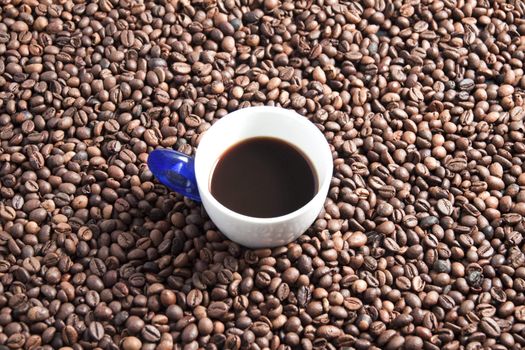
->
[{"left": 147, "top": 149, "right": 201, "bottom": 202}]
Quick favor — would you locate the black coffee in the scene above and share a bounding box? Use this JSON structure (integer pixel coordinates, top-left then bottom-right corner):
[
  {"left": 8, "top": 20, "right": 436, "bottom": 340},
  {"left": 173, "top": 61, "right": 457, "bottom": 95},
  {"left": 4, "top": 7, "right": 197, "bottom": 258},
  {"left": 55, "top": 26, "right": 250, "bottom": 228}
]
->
[{"left": 210, "top": 137, "right": 318, "bottom": 218}]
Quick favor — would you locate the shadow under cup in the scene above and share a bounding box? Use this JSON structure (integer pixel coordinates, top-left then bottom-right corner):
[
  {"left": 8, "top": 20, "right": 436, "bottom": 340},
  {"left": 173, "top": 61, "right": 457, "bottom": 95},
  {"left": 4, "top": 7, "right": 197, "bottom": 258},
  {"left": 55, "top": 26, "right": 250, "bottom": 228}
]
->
[{"left": 194, "top": 106, "right": 333, "bottom": 248}]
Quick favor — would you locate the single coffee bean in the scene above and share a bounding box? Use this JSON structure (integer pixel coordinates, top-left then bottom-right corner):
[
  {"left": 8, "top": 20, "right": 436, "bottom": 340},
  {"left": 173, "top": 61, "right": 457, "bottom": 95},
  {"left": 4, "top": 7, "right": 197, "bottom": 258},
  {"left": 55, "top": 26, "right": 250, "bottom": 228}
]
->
[
  {"left": 62, "top": 325, "right": 78, "bottom": 345},
  {"left": 316, "top": 325, "right": 342, "bottom": 339},
  {"left": 27, "top": 306, "right": 50, "bottom": 322},
  {"left": 88, "top": 321, "right": 105, "bottom": 341},
  {"left": 480, "top": 317, "right": 501, "bottom": 337},
  {"left": 141, "top": 325, "right": 161, "bottom": 342},
  {"left": 122, "top": 336, "right": 142, "bottom": 350},
  {"left": 207, "top": 301, "right": 229, "bottom": 319}
]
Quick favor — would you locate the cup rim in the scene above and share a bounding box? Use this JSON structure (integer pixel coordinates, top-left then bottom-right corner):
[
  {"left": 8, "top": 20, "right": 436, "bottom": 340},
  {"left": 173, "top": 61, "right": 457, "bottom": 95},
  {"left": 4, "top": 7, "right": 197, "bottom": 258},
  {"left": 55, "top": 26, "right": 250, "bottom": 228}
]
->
[{"left": 195, "top": 106, "right": 333, "bottom": 224}]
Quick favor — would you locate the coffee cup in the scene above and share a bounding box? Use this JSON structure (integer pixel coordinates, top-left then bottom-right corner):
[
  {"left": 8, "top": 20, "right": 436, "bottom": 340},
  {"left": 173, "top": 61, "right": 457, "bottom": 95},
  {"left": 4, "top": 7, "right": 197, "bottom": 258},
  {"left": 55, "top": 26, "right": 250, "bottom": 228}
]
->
[{"left": 148, "top": 106, "right": 332, "bottom": 248}]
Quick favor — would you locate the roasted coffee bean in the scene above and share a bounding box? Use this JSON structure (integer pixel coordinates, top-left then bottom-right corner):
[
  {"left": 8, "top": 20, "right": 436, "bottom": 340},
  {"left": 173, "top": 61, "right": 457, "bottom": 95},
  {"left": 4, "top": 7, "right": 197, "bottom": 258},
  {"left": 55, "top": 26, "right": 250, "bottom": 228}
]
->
[
  {"left": 480, "top": 317, "right": 501, "bottom": 337},
  {"left": 121, "top": 336, "right": 142, "bottom": 350},
  {"left": 251, "top": 321, "right": 271, "bottom": 337},
  {"left": 141, "top": 325, "right": 161, "bottom": 342},
  {"left": 316, "top": 325, "right": 342, "bottom": 339},
  {"left": 27, "top": 306, "right": 50, "bottom": 322},
  {"left": 182, "top": 323, "right": 199, "bottom": 343},
  {"left": 62, "top": 325, "right": 78, "bottom": 345},
  {"left": 88, "top": 321, "right": 105, "bottom": 341},
  {"left": 208, "top": 302, "right": 229, "bottom": 319}
]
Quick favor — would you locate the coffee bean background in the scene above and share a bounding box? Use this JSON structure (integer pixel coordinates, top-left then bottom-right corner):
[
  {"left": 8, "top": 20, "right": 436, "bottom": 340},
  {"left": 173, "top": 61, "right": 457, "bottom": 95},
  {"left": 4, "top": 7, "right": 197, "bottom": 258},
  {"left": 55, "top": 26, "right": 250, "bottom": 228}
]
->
[{"left": 1, "top": 1, "right": 525, "bottom": 350}]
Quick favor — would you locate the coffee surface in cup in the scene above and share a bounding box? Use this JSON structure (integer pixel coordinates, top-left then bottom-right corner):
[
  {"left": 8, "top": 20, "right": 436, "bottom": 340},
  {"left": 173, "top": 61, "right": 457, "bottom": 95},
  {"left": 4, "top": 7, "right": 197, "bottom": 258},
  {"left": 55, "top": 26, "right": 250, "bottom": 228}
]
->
[{"left": 210, "top": 137, "right": 317, "bottom": 218}]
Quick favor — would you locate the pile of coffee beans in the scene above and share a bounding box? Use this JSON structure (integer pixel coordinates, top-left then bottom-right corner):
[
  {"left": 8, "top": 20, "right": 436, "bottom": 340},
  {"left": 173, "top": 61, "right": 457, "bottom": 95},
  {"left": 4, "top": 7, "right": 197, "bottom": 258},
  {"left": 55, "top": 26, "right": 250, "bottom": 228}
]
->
[{"left": 1, "top": 0, "right": 525, "bottom": 349}]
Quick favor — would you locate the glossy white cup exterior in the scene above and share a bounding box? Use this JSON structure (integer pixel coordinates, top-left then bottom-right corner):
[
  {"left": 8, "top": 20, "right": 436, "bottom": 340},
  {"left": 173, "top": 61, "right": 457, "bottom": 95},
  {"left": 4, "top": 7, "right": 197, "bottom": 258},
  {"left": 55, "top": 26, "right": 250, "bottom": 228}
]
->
[{"left": 194, "top": 106, "right": 333, "bottom": 248}]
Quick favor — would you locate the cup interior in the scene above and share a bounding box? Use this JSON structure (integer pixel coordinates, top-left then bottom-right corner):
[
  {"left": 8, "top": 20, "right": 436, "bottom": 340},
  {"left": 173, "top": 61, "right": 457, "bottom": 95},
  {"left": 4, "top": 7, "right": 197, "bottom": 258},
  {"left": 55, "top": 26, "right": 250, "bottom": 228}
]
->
[{"left": 194, "top": 106, "right": 332, "bottom": 219}]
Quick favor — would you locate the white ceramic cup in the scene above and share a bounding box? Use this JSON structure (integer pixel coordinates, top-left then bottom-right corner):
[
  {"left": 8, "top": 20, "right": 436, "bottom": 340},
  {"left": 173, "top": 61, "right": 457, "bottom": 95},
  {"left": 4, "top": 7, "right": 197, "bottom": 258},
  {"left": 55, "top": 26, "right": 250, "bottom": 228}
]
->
[{"left": 148, "top": 106, "right": 333, "bottom": 248}]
